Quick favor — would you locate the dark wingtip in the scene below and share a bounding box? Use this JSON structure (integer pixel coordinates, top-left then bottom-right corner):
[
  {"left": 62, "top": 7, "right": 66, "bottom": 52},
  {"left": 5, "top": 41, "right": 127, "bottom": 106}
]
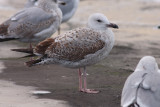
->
[
  {"left": 25, "top": 61, "right": 34, "bottom": 67},
  {"left": 11, "top": 48, "right": 33, "bottom": 54},
  {"left": 25, "top": 58, "right": 43, "bottom": 67},
  {"left": 0, "top": 38, "right": 18, "bottom": 42}
]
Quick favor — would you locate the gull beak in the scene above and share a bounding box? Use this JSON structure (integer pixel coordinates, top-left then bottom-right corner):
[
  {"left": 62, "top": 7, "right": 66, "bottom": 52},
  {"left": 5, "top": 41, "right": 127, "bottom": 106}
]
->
[
  {"left": 107, "top": 23, "right": 119, "bottom": 29},
  {"left": 58, "top": 0, "right": 66, "bottom": 5}
]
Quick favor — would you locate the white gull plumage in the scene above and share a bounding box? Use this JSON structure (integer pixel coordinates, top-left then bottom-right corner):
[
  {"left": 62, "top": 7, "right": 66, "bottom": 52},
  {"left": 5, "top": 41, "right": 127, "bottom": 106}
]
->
[
  {"left": 0, "top": 0, "right": 62, "bottom": 43},
  {"left": 121, "top": 56, "right": 160, "bottom": 107},
  {"left": 24, "top": 13, "right": 118, "bottom": 94}
]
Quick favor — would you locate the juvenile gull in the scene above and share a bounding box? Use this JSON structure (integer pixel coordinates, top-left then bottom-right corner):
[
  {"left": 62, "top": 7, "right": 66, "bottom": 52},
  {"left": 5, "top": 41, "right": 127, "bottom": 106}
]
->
[
  {"left": 19, "top": 13, "right": 118, "bottom": 93},
  {"left": 0, "top": 0, "right": 63, "bottom": 46},
  {"left": 121, "top": 56, "right": 160, "bottom": 107},
  {"left": 26, "top": 0, "right": 79, "bottom": 34}
]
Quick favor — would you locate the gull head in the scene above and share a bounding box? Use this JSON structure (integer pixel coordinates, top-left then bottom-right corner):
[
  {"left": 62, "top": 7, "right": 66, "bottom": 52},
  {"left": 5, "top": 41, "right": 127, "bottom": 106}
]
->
[
  {"left": 29, "top": 0, "right": 38, "bottom": 2},
  {"left": 88, "top": 13, "right": 118, "bottom": 30},
  {"left": 136, "top": 56, "right": 158, "bottom": 73},
  {"left": 52, "top": 0, "right": 66, "bottom": 5}
]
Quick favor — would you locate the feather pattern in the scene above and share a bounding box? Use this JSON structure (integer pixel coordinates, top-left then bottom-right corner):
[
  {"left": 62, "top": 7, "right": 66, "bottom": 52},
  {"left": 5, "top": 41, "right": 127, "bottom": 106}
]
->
[
  {"left": 32, "top": 27, "right": 114, "bottom": 68},
  {"left": 0, "top": 0, "right": 62, "bottom": 43}
]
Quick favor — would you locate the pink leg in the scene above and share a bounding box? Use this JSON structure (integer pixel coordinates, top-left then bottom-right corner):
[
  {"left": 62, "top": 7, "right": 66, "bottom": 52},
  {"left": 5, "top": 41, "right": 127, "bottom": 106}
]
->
[
  {"left": 29, "top": 43, "right": 33, "bottom": 61},
  {"left": 58, "top": 27, "right": 61, "bottom": 35},
  {"left": 78, "top": 68, "right": 83, "bottom": 91},
  {"left": 29, "top": 43, "right": 32, "bottom": 49},
  {"left": 81, "top": 67, "right": 99, "bottom": 94}
]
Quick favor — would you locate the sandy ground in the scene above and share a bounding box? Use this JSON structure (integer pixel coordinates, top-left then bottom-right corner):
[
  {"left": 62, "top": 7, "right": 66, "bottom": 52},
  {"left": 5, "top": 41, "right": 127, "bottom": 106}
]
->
[
  {"left": 0, "top": 80, "right": 70, "bottom": 107},
  {"left": 0, "top": 61, "right": 70, "bottom": 107},
  {"left": 0, "top": 0, "right": 160, "bottom": 107}
]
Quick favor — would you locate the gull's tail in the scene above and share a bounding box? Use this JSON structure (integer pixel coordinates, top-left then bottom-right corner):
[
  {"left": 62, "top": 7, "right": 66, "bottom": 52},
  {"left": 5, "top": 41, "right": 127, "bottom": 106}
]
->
[
  {"left": 25, "top": 55, "right": 47, "bottom": 67},
  {"left": 11, "top": 48, "right": 36, "bottom": 58},
  {"left": 11, "top": 48, "right": 37, "bottom": 58},
  {"left": 12, "top": 48, "right": 45, "bottom": 67},
  {"left": 0, "top": 38, "right": 18, "bottom": 42},
  {"left": 25, "top": 59, "right": 42, "bottom": 67},
  {"left": 11, "top": 48, "right": 34, "bottom": 54}
]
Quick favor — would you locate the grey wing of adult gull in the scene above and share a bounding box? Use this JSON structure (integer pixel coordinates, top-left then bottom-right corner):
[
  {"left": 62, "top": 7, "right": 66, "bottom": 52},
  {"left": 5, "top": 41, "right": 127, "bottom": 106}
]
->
[
  {"left": 121, "top": 70, "right": 147, "bottom": 107},
  {"left": 0, "top": 7, "right": 59, "bottom": 42},
  {"left": 136, "top": 72, "right": 160, "bottom": 107}
]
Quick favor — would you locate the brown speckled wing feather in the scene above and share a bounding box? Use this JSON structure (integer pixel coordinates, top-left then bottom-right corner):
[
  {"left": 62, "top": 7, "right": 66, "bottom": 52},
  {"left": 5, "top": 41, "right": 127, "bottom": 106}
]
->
[
  {"left": 45, "top": 28, "right": 105, "bottom": 61},
  {"left": 0, "top": 7, "right": 56, "bottom": 39},
  {"left": 0, "top": 24, "right": 9, "bottom": 35},
  {"left": 34, "top": 38, "right": 55, "bottom": 55}
]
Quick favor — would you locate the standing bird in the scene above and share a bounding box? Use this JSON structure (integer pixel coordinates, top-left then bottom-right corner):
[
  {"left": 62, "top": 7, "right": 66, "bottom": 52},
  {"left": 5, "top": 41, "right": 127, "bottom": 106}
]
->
[
  {"left": 26, "top": 0, "right": 79, "bottom": 34},
  {"left": 15, "top": 13, "right": 118, "bottom": 93},
  {"left": 0, "top": 0, "right": 63, "bottom": 49},
  {"left": 121, "top": 56, "right": 160, "bottom": 107}
]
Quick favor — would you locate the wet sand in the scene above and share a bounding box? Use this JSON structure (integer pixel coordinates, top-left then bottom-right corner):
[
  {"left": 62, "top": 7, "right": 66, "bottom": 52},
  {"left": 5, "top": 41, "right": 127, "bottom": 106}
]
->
[
  {"left": 0, "top": 80, "right": 69, "bottom": 107},
  {"left": 0, "top": 0, "right": 160, "bottom": 107}
]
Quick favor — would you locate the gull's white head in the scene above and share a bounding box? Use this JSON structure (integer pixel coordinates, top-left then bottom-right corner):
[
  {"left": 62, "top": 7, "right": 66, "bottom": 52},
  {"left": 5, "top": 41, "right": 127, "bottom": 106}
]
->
[
  {"left": 136, "top": 56, "right": 159, "bottom": 73},
  {"left": 88, "top": 13, "right": 118, "bottom": 30}
]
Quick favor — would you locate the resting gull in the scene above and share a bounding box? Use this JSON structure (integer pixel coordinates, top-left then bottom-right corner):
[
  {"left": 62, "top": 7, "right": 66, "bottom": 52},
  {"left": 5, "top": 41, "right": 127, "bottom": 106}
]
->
[
  {"left": 15, "top": 13, "right": 118, "bottom": 93},
  {"left": 0, "top": 0, "right": 63, "bottom": 48},
  {"left": 26, "top": 0, "right": 79, "bottom": 34},
  {"left": 121, "top": 56, "right": 160, "bottom": 107}
]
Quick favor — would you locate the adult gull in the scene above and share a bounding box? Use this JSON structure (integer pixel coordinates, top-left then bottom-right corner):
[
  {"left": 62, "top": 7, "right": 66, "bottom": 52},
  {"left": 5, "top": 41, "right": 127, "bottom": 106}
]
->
[{"left": 121, "top": 56, "right": 160, "bottom": 107}]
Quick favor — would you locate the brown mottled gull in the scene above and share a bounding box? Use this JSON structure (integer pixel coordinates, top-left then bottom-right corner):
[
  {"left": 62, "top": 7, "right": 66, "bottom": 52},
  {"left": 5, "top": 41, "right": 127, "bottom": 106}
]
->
[
  {"left": 15, "top": 13, "right": 118, "bottom": 93},
  {"left": 26, "top": 0, "right": 79, "bottom": 34},
  {"left": 0, "top": 0, "right": 62, "bottom": 44},
  {"left": 26, "top": 0, "right": 79, "bottom": 23}
]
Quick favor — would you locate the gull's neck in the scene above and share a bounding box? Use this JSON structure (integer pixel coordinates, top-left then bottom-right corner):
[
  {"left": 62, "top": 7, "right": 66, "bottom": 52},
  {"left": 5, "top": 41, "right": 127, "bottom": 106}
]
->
[{"left": 88, "top": 26, "right": 115, "bottom": 48}]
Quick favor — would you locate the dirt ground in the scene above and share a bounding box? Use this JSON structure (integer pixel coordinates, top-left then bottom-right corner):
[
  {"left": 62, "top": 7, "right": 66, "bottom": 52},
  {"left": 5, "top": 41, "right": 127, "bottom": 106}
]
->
[{"left": 0, "top": 0, "right": 160, "bottom": 107}]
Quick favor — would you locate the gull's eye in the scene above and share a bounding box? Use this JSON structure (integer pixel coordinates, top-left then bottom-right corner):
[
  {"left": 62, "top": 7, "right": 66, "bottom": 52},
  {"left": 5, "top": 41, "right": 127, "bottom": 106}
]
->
[{"left": 97, "top": 19, "right": 102, "bottom": 23}]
